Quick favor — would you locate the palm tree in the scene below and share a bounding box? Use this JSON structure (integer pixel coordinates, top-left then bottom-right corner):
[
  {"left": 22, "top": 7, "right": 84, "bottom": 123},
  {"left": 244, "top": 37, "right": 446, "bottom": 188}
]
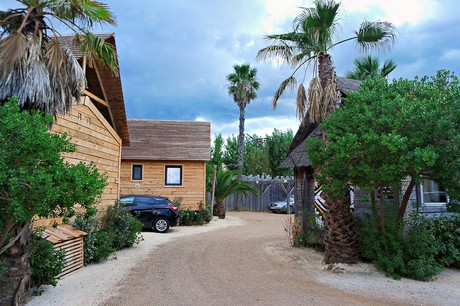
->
[
  {"left": 226, "top": 64, "right": 260, "bottom": 172},
  {"left": 0, "top": 1, "right": 117, "bottom": 304},
  {"left": 345, "top": 55, "right": 396, "bottom": 80},
  {"left": 0, "top": 0, "right": 118, "bottom": 116},
  {"left": 213, "top": 170, "right": 258, "bottom": 219},
  {"left": 257, "top": 0, "right": 396, "bottom": 264}
]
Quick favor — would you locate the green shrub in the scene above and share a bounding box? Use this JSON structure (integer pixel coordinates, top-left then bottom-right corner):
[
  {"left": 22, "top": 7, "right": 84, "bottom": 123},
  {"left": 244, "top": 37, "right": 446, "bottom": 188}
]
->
[
  {"left": 446, "top": 202, "right": 460, "bottom": 213},
  {"left": 179, "top": 201, "right": 213, "bottom": 226},
  {"left": 358, "top": 214, "right": 442, "bottom": 281},
  {"left": 429, "top": 214, "right": 460, "bottom": 268},
  {"left": 104, "top": 201, "right": 143, "bottom": 249},
  {"left": 29, "top": 230, "right": 65, "bottom": 286},
  {"left": 74, "top": 212, "right": 115, "bottom": 265}
]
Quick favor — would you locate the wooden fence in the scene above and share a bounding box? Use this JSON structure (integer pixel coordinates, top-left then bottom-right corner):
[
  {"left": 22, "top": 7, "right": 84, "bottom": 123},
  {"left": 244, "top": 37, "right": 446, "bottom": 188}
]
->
[{"left": 207, "top": 175, "right": 295, "bottom": 212}]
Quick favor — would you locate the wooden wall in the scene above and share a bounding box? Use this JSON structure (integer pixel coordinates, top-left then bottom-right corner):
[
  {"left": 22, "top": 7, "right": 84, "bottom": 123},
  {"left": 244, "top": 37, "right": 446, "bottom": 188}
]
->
[
  {"left": 120, "top": 160, "right": 206, "bottom": 210},
  {"left": 34, "top": 97, "right": 122, "bottom": 226}
]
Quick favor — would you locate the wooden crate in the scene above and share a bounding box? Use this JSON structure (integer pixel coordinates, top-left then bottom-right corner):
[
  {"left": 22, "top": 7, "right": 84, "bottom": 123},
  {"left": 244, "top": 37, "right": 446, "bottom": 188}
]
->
[{"left": 43, "top": 224, "right": 87, "bottom": 278}]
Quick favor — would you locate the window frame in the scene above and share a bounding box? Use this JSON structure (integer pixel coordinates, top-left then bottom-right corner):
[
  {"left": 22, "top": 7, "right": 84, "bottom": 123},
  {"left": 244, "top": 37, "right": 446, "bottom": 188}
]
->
[
  {"left": 165, "top": 165, "right": 183, "bottom": 186},
  {"left": 131, "top": 164, "right": 143, "bottom": 181}
]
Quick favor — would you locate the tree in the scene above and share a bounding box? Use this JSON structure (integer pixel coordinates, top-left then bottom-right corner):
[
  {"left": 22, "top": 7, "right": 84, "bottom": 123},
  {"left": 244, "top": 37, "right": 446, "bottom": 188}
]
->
[
  {"left": 265, "top": 129, "right": 293, "bottom": 177},
  {"left": 0, "top": 0, "right": 118, "bottom": 116},
  {"left": 226, "top": 64, "right": 260, "bottom": 172},
  {"left": 212, "top": 170, "right": 258, "bottom": 219},
  {"left": 223, "top": 134, "right": 238, "bottom": 171},
  {"left": 307, "top": 71, "right": 460, "bottom": 224},
  {"left": 345, "top": 55, "right": 396, "bottom": 80},
  {"left": 0, "top": 98, "right": 107, "bottom": 305},
  {"left": 257, "top": 0, "right": 396, "bottom": 264}
]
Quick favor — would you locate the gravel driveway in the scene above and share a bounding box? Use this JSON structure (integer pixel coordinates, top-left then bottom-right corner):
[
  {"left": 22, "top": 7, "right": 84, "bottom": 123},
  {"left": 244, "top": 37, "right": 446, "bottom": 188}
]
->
[{"left": 27, "top": 212, "right": 460, "bottom": 306}]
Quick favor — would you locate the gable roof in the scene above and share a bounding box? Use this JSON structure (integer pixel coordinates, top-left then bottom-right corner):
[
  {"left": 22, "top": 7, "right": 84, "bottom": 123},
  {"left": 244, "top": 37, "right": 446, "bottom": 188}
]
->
[
  {"left": 122, "top": 120, "right": 211, "bottom": 161},
  {"left": 58, "top": 33, "right": 130, "bottom": 145},
  {"left": 281, "top": 77, "right": 361, "bottom": 168}
]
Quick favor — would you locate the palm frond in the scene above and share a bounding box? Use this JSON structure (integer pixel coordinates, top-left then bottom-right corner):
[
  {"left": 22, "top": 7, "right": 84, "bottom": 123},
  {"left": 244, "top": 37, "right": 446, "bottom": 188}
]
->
[
  {"left": 356, "top": 20, "right": 396, "bottom": 53},
  {"left": 0, "top": 33, "right": 27, "bottom": 79},
  {"left": 322, "top": 77, "right": 339, "bottom": 116},
  {"left": 307, "top": 77, "right": 323, "bottom": 122},
  {"left": 273, "top": 76, "right": 296, "bottom": 109},
  {"left": 48, "top": 0, "right": 116, "bottom": 28},
  {"left": 256, "top": 44, "right": 293, "bottom": 64},
  {"left": 296, "top": 83, "right": 307, "bottom": 120},
  {"left": 76, "top": 33, "right": 118, "bottom": 76}
]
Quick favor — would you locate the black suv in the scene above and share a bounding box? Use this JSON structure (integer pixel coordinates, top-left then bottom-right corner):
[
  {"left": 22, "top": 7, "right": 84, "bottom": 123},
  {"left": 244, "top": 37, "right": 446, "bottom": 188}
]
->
[{"left": 120, "top": 195, "right": 179, "bottom": 233}]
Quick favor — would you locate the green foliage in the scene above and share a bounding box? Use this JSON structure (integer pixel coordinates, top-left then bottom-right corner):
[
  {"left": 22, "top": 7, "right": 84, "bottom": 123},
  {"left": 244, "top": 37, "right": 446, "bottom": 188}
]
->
[
  {"left": 214, "top": 170, "right": 258, "bottom": 203},
  {"left": 430, "top": 214, "right": 460, "bottom": 267},
  {"left": 358, "top": 214, "right": 443, "bottom": 281},
  {"left": 105, "top": 201, "right": 143, "bottom": 249},
  {"left": 0, "top": 98, "right": 107, "bottom": 255},
  {"left": 74, "top": 213, "right": 115, "bottom": 265},
  {"left": 74, "top": 202, "right": 144, "bottom": 265},
  {"left": 265, "top": 129, "right": 293, "bottom": 177},
  {"left": 180, "top": 201, "right": 213, "bottom": 226},
  {"left": 216, "top": 129, "right": 293, "bottom": 177},
  {"left": 29, "top": 230, "right": 65, "bottom": 287},
  {"left": 447, "top": 202, "right": 460, "bottom": 213},
  {"left": 307, "top": 71, "right": 460, "bottom": 205}
]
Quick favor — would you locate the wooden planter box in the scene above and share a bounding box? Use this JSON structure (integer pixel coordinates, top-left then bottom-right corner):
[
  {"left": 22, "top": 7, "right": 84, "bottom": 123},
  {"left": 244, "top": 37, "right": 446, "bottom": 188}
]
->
[{"left": 43, "top": 224, "right": 87, "bottom": 278}]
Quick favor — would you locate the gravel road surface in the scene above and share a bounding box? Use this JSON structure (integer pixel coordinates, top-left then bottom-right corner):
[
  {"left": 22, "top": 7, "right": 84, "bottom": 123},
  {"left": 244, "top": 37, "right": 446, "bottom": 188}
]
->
[{"left": 27, "top": 212, "right": 460, "bottom": 306}]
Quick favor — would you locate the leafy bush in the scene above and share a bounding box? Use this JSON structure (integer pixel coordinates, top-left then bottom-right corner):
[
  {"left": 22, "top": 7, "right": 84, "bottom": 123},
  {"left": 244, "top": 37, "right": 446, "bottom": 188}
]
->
[
  {"left": 430, "top": 214, "right": 460, "bottom": 268},
  {"left": 358, "top": 214, "right": 443, "bottom": 281},
  {"left": 105, "top": 201, "right": 143, "bottom": 249},
  {"left": 74, "top": 212, "right": 115, "bottom": 265},
  {"left": 180, "top": 201, "right": 213, "bottom": 226},
  {"left": 447, "top": 202, "right": 460, "bottom": 213},
  {"left": 29, "top": 230, "right": 65, "bottom": 286}
]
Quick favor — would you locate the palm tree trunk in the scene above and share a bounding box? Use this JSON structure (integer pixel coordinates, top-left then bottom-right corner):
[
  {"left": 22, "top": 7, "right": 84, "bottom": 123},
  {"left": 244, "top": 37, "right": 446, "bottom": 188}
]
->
[
  {"left": 237, "top": 104, "right": 245, "bottom": 172},
  {"left": 318, "top": 52, "right": 359, "bottom": 264},
  {"left": 213, "top": 200, "right": 226, "bottom": 219},
  {"left": 0, "top": 223, "right": 33, "bottom": 306},
  {"left": 323, "top": 190, "right": 359, "bottom": 263}
]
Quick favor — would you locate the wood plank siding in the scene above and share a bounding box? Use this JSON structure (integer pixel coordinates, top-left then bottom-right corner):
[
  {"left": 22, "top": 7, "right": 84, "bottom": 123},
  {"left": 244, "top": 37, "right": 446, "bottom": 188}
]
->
[
  {"left": 121, "top": 120, "right": 211, "bottom": 209},
  {"left": 120, "top": 160, "right": 206, "bottom": 209},
  {"left": 34, "top": 97, "right": 122, "bottom": 226}
]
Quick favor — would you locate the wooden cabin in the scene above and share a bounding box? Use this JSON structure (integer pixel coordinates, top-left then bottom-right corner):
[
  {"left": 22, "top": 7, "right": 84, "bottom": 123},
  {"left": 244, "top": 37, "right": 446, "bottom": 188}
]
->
[
  {"left": 34, "top": 33, "right": 129, "bottom": 226},
  {"left": 280, "top": 77, "right": 361, "bottom": 230},
  {"left": 120, "top": 120, "right": 211, "bottom": 209}
]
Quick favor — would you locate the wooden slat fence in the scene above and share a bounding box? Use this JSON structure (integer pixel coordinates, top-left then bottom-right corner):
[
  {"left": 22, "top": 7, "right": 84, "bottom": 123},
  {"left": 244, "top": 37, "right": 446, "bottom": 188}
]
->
[{"left": 208, "top": 175, "right": 294, "bottom": 212}]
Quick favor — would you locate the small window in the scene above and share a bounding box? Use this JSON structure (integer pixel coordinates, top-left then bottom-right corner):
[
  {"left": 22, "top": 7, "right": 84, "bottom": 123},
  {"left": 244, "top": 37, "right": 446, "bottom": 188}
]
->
[
  {"left": 132, "top": 164, "right": 143, "bottom": 181},
  {"left": 165, "top": 165, "right": 182, "bottom": 186}
]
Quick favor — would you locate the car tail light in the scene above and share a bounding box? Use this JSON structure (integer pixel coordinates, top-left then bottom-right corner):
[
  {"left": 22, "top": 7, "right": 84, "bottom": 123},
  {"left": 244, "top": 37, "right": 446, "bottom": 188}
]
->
[{"left": 166, "top": 205, "right": 179, "bottom": 213}]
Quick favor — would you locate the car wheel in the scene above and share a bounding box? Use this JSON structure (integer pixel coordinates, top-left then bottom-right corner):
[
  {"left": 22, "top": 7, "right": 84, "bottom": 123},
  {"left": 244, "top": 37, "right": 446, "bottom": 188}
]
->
[{"left": 153, "top": 217, "right": 170, "bottom": 233}]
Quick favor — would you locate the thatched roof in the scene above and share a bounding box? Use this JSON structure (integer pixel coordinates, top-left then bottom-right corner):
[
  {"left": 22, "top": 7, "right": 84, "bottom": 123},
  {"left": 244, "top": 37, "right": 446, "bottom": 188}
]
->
[
  {"left": 281, "top": 77, "right": 361, "bottom": 169},
  {"left": 58, "top": 33, "right": 130, "bottom": 145},
  {"left": 122, "top": 120, "right": 211, "bottom": 161}
]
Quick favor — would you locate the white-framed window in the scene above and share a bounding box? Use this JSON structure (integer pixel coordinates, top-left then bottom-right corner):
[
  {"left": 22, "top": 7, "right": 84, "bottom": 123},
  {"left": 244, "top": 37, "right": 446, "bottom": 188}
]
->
[
  {"left": 165, "top": 165, "right": 182, "bottom": 186},
  {"left": 132, "top": 164, "right": 143, "bottom": 181}
]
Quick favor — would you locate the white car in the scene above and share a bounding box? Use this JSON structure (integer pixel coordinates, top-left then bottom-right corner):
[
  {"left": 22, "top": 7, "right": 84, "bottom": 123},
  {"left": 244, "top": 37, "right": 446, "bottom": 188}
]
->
[{"left": 269, "top": 195, "right": 295, "bottom": 214}]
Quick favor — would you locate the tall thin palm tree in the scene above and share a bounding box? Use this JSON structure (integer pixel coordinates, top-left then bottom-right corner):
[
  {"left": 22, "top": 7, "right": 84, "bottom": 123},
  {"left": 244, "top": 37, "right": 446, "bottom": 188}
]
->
[
  {"left": 213, "top": 170, "right": 258, "bottom": 219},
  {"left": 0, "top": 0, "right": 118, "bottom": 116},
  {"left": 226, "top": 64, "right": 260, "bottom": 172},
  {"left": 257, "top": 0, "right": 396, "bottom": 264},
  {"left": 345, "top": 55, "right": 396, "bottom": 80}
]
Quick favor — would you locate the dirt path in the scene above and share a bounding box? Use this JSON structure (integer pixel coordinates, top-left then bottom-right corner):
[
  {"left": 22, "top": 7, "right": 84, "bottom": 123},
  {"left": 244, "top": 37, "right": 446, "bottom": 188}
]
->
[
  {"left": 27, "top": 212, "right": 459, "bottom": 306},
  {"left": 103, "top": 212, "right": 459, "bottom": 306}
]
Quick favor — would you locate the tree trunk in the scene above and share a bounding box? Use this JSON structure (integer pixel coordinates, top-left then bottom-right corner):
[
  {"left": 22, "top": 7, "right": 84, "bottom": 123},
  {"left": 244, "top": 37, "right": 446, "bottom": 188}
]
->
[
  {"left": 379, "top": 185, "right": 385, "bottom": 229},
  {"left": 398, "top": 176, "right": 416, "bottom": 220},
  {"left": 0, "top": 223, "right": 33, "bottom": 306},
  {"left": 237, "top": 104, "right": 245, "bottom": 173},
  {"left": 318, "top": 52, "right": 359, "bottom": 264},
  {"left": 323, "top": 191, "right": 359, "bottom": 264},
  {"left": 213, "top": 200, "right": 226, "bottom": 219}
]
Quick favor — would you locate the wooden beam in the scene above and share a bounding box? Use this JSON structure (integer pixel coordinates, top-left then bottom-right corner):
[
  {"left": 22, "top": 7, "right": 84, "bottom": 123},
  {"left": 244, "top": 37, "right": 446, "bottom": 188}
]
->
[{"left": 81, "top": 89, "right": 110, "bottom": 107}]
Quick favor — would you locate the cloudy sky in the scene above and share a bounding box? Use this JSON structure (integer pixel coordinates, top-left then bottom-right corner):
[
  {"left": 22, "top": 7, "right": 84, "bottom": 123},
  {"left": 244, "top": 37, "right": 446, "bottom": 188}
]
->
[{"left": 2, "top": 1, "right": 460, "bottom": 138}]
